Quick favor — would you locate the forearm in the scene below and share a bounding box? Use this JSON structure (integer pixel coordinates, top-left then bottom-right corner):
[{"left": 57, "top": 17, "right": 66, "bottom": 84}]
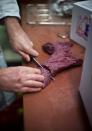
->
[
  {"left": 4, "top": 17, "right": 24, "bottom": 43},
  {"left": 4, "top": 17, "right": 38, "bottom": 61}
]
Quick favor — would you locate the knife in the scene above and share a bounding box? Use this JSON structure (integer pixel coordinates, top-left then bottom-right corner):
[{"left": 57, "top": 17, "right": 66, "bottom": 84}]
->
[
  {"left": 31, "top": 56, "right": 55, "bottom": 81},
  {"left": 32, "top": 57, "right": 44, "bottom": 69}
]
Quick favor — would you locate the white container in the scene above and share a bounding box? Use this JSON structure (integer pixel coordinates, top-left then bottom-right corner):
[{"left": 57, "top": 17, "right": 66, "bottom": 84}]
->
[
  {"left": 79, "top": 14, "right": 92, "bottom": 127},
  {"left": 70, "top": 0, "right": 92, "bottom": 48}
]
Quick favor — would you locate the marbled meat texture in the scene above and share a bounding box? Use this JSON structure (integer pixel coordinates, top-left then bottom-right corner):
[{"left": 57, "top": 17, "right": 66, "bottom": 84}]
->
[{"left": 40, "top": 42, "right": 83, "bottom": 87}]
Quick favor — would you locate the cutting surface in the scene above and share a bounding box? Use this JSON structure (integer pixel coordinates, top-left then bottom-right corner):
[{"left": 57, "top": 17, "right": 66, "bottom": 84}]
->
[{"left": 21, "top": 5, "right": 91, "bottom": 131}]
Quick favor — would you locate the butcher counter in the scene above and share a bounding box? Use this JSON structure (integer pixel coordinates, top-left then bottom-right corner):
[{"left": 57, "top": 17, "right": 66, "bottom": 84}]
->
[{"left": 21, "top": 4, "right": 90, "bottom": 131}]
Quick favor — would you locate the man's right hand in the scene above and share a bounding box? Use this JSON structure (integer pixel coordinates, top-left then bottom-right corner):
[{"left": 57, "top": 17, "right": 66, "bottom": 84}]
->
[
  {"left": 0, "top": 66, "right": 44, "bottom": 93},
  {"left": 4, "top": 17, "right": 39, "bottom": 62}
]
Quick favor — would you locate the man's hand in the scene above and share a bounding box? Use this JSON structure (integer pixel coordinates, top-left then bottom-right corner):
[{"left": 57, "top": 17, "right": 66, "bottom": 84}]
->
[
  {"left": 0, "top": 66, "right": 44, "bottom": 93},
  {"left": 4, "top": 17, "right": 38, "bottom": 61}
]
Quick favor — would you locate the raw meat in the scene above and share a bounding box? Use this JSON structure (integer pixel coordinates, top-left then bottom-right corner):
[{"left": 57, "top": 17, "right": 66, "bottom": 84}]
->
[{"left": 40, "top": 42, "right": 83, "bottom": 87}]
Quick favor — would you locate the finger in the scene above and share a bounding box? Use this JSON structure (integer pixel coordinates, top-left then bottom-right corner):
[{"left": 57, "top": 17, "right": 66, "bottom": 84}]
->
[
  {"left": 24, "top": 67, "right": 41, "bottom": 74},
  {"left": 21, "top": 46, "right": 39, "bottom": 57},
  {"left": 19, "top": 51, "right": 30, "bottom": 62},
  {"left": 24, "top": 80, "right": 44, "bottom": 88},
  {"left": 29, "top": 48, "right": 39, "bottom": 57},
  {"left": 19, "top": 49, "right": 39, "bottom": 62},
  {"left": 30, "top": 68, "right": 42, "bottom": 74},
  {"left": 20, "top": 67, "right": 42, "bottom": 76},
  {"left": 26, "top": 67, "right": 42, "bottom": 74},
  {"left": 26, "top": 74, "right": 44, "bottom": 82},
  {"left": 21, "top": 87, "right": 42, "bottom": 93},
  {"left": 29, "top": 40, "right": 33, "bottom": 46}
]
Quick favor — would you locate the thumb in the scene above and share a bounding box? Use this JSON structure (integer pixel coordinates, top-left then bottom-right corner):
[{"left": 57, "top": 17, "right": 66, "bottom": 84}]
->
[
  {"left": 19, "top": 51, "right": 30, "bottom": 62},
  {"left": 29, "top": 48, "right": 39, "bottom": 57}
]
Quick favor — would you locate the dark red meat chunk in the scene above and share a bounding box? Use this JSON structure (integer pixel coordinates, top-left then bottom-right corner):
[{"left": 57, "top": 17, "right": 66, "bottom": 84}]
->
[{"left": 42, "top": 42, "right": 55, "bottom": 55}]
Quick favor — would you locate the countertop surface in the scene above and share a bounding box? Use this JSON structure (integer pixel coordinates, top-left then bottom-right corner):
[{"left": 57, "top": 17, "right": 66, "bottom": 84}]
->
[{"left": 21, "top": 5, "right": 91, "bottom": 131}]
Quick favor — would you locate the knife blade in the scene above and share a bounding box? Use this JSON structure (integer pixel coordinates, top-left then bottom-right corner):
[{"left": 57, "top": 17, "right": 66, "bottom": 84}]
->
[
  {"left": 31, "top": 57, "right": 55, "bottom": 81},
  {"left": 32, "top": 57, "right": 44, "bottom": 69}
]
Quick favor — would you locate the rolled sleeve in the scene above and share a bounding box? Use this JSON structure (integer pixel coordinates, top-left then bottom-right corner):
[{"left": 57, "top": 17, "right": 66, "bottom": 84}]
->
[{"left": 0, "top": 0, "right": 20, "bottom": 19}]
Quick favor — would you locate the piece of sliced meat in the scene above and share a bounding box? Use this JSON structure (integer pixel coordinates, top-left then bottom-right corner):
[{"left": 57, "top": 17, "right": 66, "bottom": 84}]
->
[{"left": 40, "top": 42, "right": 83, "bottom": 87}]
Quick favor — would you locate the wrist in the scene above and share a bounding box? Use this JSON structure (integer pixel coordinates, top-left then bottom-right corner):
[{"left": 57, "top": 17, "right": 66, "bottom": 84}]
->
[
  {"left": 4, "top": 17, "right": 20, "bottom": 25},
  {"left": 4, "top": 17, "right": 22, "bottom": 33}
]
